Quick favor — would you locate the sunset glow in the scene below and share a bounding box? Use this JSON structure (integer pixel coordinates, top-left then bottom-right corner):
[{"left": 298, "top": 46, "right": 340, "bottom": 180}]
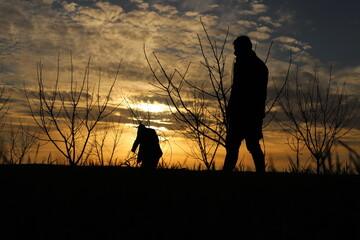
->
[
  {"left": 2, "top": 2, "right": 360, "bottom": 239},
  {"left": 0, "top": 0, "right": 359, "bottom": 170},
  {"left": 129, "top": 102, "right": 171, "bottom": 113}
]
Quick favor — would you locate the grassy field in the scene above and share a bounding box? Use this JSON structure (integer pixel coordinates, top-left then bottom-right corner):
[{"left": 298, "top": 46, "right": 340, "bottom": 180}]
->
[{"left": 1, "top": 164, "right": 359, "bottom": 240}]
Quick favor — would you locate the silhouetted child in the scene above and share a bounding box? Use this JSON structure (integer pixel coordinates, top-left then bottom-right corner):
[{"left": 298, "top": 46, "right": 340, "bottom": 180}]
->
[{"left": 131, "top": 124, "right": 162, "bottom": 170}]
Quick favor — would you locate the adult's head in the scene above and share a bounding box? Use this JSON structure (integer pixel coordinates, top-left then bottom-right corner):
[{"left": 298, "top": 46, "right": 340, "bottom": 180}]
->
[
  {"left": 233, "top": 35, "right": 252, "bottom": 56},
  {"left": 138, "top": 123, "right": 146, "bottom": 131}
]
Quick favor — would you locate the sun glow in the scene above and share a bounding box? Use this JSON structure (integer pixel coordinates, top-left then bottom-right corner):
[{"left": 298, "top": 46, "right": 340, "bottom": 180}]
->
[{"left": 130, "top": 102, "right": 172, "bottom": 113}]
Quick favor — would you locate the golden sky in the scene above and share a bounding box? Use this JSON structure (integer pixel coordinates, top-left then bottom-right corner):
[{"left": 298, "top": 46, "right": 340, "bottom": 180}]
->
[{"left": 1, "top": 0, "right": 359, "bottom": 170}]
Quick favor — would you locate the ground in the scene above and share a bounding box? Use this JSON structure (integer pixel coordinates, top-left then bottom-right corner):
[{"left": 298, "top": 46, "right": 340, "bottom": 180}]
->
[{"left": 1, "top": 165, "right": 359, "bottom": 240}]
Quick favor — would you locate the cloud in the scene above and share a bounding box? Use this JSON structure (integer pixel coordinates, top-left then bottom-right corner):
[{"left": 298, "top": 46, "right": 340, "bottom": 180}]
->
[
  {"left": 274, "top": 36, "right": 311, "bottom": 49},
  {"left": 180, "top": 0, "right": 216, "bottom": 13},
  {"left": 333, "top": 65, "right": 360, "bottom": 95},
  {"left": 257, "top": 26, "right": 273, "bottom": 33},
  {"left": 240, "top": 2, "right": 267, "bottom": 15},
  {"left": 0, "top": 2, "right": 34, "bottom": 35},
  {"left": 273, "top": 36, "right": 312, "bottom": 60},
  {"left": 237, "top": 20, "right": 257, "bottom": 29},
  {"left": 275, "top": 7, "right": 296, "bottom": 25},
  {"left": 258, "top": 16, "right": 281, "bottom": 28},
  {"left": 248, "top": 31, "right": 270, "bottom": 40},
  {"left": 0, "top": 0, "right": 313, "bottom": 97},
  {"left": 0, "top": 1, "right": 345, "bottom": 115},
  {"left": 185, "top": 11, "right": 199, "bottom": 17},
  {"left": 0, "top": 0, "right": 320, "bottom": 91},
  {"left": 152, "top": 4, "right": 178, "bottom": 14},
  {"left": 130, "top": 0, "right": 144, "bottom": 3},
  {"left": 62, "top": 2, "right": 77, "bottom": 12},
  {"left": 67, "top": 2, "right": 124, "bottom": 26}
]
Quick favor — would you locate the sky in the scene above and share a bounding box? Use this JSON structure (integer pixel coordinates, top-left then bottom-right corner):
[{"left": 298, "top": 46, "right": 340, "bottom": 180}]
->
[{"left": 0, "top": 0, "right": 359, "bottom": 169}]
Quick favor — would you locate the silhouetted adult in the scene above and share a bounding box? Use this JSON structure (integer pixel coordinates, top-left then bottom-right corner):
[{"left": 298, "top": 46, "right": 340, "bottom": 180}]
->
[
  {"left": 223, "top": 36, "right": 268, "bottom": 173},
  {"left": 131, "top": 123, "right": 163, "bottom": 170}
]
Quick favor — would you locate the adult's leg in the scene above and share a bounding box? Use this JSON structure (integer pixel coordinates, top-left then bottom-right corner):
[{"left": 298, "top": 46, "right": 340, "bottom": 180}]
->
[
  {"left": 140, "top": 156, "right": 159, "bottom": 170},
  {"left": 223, "top": 130, "right": 243, "bottom": 171},
  {"left": 245, "top": 137, "right": 265, "bottom": 173},
  {"left": 140, "top": 159, "right": 150, "bottom": 169},
  {"left": 151, "top": 157, "right": 160, "bottom": 170}
]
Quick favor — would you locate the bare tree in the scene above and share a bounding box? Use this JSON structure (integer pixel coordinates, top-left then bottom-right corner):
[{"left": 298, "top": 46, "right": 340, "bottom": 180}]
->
[
  {"left": 175, "top": 87, "right": 221, "bottom": 170},
  {"left": 278, "top": 65, "right": 359, "bottom": 174},
  {"left": 0, "top": 122, "right": 39, "bottom": 164},
  {"left": 144, "top": 21, "right": 229, "bottom": 170},
  {"left": 144, "top": 20, "right": 278, "bottom": 170},
  {"left": 286, "top": 135, "right": 308, "bottom": 173},
  {"left": 0, "top": 85, "right": 10, "bottom": 129},
  {"left": 90, "top": 118, "right": 123, "bottom": 166},
  {"left": 25, "top": 53, "right": 121, "bottom": 166},
  {"left": 338, "top": 140, "right": 360, "bottom": 174},
  {"left": 0, "top": 85, "right": 11, "bottom": 164}
]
